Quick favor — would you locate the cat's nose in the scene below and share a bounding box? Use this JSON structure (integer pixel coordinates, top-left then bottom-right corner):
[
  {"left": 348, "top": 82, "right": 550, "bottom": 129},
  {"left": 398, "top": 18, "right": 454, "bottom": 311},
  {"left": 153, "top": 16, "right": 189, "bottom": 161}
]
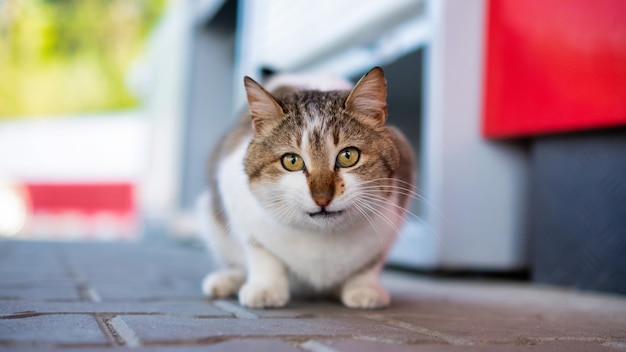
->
[{"left": 312, "top": 195, "right": 333, "bottom": 208}]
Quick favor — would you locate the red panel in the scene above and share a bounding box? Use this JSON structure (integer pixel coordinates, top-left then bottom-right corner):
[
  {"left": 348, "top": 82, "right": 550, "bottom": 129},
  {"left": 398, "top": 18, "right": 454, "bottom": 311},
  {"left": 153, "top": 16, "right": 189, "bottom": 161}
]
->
[
  {"left": 26, "top": 183, "right": 135, "bottom": 214},
  {"left": 483, "top": 0, "right": 626, "bottom": 138}
]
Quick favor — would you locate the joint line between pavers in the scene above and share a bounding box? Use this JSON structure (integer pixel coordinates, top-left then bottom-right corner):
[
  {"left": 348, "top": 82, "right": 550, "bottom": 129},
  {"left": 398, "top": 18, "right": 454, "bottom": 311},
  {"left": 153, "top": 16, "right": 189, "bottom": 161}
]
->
[
  {"left": 213, "top": 300, "right": 258, "bottom": 319},
  {"left": 76, "top": 283, "right": 102, "bottom": 303},
  {"left": 368, "top": 316, "right": 474, "bottom": 346},
  {"left": 300, "top": 340, "right": 340, "bottom": 352},
  {"left": 108, "top": 316, "right": 142, "bottom": 348},
  {"left": 353, "top": 335, "right": 410, "bottom": 345},
  {"left": 535, "top": 336, "right": 608, "bottom": 343},
  {"left": 94, "top": 315, "right": 122, "bottom": 347}
]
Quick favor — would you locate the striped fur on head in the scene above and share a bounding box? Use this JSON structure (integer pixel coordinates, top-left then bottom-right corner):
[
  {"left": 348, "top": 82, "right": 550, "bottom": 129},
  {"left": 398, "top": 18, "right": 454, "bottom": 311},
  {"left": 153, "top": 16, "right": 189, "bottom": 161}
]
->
[{"left": 242, "top": 67, "right": 403, "bottom": 231}]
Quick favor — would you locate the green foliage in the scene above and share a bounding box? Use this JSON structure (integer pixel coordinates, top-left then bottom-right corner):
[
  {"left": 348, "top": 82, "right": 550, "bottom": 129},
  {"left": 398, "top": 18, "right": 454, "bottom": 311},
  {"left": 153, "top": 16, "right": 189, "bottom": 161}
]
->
[{"left": 0, "top": 0, "right": 166, "bottom": 118}]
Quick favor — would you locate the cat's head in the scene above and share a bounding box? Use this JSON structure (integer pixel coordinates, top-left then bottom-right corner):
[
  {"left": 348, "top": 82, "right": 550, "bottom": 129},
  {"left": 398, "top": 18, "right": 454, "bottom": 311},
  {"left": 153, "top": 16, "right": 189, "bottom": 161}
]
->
[{"left": 243, "top": 67, "right": 402, "bottom": 231}]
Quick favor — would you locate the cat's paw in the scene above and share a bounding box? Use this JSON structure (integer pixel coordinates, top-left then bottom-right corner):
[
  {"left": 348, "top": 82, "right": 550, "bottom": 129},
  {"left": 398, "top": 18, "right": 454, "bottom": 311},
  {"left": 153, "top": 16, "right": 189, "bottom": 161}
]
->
[
  {"left": 202, "top": 269, "right": 245, "bottom": 298},
  {"left": 238, "top": 282, "right": 289, "bottom": 308},
  {"left": 341, "top": 284, "right": 390, "bottom": 309}
]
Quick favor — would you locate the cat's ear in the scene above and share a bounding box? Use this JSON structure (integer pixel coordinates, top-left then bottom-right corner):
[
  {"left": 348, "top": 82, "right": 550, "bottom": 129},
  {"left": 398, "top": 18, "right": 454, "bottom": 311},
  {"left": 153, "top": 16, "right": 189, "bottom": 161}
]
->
[
  {"left": 244, "top": 76, "right": 285, "bottom": 135},
  {"left": 345, "top": 67, "right": 388, "bottom": 127}
]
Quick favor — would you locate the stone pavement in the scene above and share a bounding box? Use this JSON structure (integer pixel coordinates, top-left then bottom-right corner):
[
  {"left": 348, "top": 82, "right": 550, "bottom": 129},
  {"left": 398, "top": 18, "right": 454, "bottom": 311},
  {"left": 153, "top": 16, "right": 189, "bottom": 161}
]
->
[{"left": 1, "top": 240, "right": 625, "bottom": 351}]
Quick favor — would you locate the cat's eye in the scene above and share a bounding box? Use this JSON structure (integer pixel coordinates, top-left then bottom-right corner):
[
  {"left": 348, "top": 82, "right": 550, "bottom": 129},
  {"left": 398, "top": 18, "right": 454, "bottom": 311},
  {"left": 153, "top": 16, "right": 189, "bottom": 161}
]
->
[
  {"left": 281, "top": 153, "right": 305, "bottom": 171},
  {"left": 336, "top": 147, "right": 360, "bottom": 168}
]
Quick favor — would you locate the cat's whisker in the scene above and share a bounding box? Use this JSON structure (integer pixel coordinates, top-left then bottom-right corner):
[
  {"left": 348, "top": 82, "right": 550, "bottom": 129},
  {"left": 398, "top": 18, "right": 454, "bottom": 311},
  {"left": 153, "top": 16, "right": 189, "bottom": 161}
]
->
[
  {"left": 356, "top": 185, "right": 422, "bottom": 198},
  {"left": 345, "top": 189, "right": 449, "bottom": 231},
  {"left": 352, "top": 201, "right": 385, "bottom": 259},
  {"left": 214, "top": 206, "right": 234, "bottom": 235},
  {"left": 353, "top": 198, "right": 402, "bottom": 236},
  {"left": 357, "top": 178, "right": 449, "bottom": 225},
  {"left": 342, "top": 184, "right": 442, "bottom": 239},
  {"left": 357, "top": 182, "right": 415, "bottom": 196},
  {"left": 272, "top": 201, "right": 299, "bottom": 223},
  {"left": 360, "top": 177, "right": 419, "bottom": 190},
  {"left": 357, "top": 192, "right": 437, "bottom": 234},
  {"left": 354, "top": 185, "right": 429, "bottom": 205},
  {"left": 357, "top": 178, "right": 430, "bottom": 203},
  {"left": 352, "top": 198, "right": 420, "bottom": 245},
  {"left": 354, "top": 205, "right": 408, "bottom": 246}
]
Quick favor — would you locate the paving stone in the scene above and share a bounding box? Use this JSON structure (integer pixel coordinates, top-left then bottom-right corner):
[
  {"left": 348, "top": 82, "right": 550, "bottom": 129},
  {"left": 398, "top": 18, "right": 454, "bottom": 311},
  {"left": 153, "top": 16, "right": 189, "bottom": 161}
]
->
[
  {"left": 179, "top": 338, "right": 303, "bottom": 351},
  {"left": 236, "top": 299, "right": 364, "bottom": 319},
  {"left": 1, "top": 341, "right": 617, "bottom": 352},
  {"left": 2, "top": 240, "right": 626, "bottom": 351},
  {"left": 0, "top": 338, "right": 304, "bottom": 351},
  {"left": 383, "top": 272, "right": 626, "bottom": 317},
  {"left": 311, "top": 339, "right": 441, "bottom": 352},
  {"left": 217, "top": 298, "right": 426, "bottom": 319},
  {"left": 90, "top": 282, "right": 202, "bottom": 301},
  {"left": 0, "top": 314, "right": 109, "bottom": 346},
  {"left": 67, "top": 261, "right": 206, "bottom": 285},
  {"left": 116, "top": 315, "right": 439, "bottom": 345},
  {"left": 0, "top": 270, "right": 73, "bottom": 284},
  {"left": 316, "top": 340, "right": 622, "bottom": 351},
  {"left": 392, "top": 306, "right": 626, "bottom": 345},
  {"left": 0, "top": 300, "right": 231, "bottom": 317},
  {"left": 0, "top": 242, "right": 66, "bottom": 274},
  {"left": 0, "top": 285, "right": 81, "bottom": 301},
  {"left": 385, "top": 295, "right": 626, "bottom": 339}
]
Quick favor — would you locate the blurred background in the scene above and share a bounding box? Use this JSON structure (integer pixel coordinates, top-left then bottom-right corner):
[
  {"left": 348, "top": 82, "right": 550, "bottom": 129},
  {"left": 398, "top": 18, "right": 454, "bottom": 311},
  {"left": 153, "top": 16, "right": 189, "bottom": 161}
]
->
[
  {"left": 0, "top": 0, "right": 166, "bottom": 241},
  {"left": 0, "top": 0, "right": 625, "bottom": 295}
]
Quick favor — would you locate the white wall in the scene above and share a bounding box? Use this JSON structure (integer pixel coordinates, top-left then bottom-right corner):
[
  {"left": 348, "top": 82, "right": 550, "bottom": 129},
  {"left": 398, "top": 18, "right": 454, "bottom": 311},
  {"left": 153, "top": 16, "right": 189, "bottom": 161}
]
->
[{"left": 0, "top": 112, "right": 147, "bottom": 182}]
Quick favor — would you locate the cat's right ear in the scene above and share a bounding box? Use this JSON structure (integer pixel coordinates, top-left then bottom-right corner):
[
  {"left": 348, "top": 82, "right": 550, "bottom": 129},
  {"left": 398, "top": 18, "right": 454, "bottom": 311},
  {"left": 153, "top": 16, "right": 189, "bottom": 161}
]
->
[
  {"left": 345, "top": 67, "right": 388, "bottom": 127},
  {"left": 244, "top": 76, "right": 284, "bottom": 135}
]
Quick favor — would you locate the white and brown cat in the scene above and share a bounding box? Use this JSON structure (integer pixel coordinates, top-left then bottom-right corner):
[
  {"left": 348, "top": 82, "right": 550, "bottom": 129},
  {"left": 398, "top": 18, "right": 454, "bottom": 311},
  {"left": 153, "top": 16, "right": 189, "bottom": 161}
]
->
[{"left": 197, "top": 67, "right": 415, "bottom": 309}]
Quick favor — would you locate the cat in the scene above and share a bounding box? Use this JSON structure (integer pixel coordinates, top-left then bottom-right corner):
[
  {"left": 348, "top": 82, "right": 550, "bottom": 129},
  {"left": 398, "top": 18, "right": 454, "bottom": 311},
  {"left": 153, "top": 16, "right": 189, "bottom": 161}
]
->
[{"left": 197, "top": 67, "right": 415, "bottom": 309}]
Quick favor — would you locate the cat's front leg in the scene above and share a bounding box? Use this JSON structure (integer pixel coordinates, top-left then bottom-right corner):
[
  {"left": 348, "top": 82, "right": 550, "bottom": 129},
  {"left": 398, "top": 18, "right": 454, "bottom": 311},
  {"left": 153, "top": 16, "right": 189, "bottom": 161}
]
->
[
  {"left": 238, "top": 241, "right": 290, "bottom": 308},
  {"left": 340, "top": 261, "right": 390, "bottom": 309}
]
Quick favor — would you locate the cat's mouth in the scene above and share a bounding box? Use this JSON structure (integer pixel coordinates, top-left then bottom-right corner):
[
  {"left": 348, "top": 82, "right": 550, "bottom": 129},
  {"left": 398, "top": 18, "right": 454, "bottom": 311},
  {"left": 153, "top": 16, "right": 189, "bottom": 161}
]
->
[{"left": 308, "top": 209, "right": 344, "bottom": 219}]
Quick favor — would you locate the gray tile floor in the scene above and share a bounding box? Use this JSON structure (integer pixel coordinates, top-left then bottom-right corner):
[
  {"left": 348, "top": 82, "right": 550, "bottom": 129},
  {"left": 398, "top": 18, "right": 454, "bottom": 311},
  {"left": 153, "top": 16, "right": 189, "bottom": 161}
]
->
[{"left": 0, "top": 240, "right": 625, "bottom": 351}]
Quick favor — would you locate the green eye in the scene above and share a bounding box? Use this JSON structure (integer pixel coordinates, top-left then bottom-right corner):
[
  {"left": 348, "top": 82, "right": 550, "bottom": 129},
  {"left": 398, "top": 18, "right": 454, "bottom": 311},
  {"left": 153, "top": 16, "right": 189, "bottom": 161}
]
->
[
  {"left": 281, "top": 153, "right": 305, "bottom": 171},
  {"left": 336, "top": 147, "right": 360, "bottom": 168}
]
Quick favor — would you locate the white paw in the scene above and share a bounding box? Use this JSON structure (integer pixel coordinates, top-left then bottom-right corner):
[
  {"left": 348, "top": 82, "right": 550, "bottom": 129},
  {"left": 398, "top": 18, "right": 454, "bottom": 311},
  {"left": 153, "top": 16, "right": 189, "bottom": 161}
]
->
[
  {"left": 202, "top": 270, "right": 245, "bottom": 298},
  {"left": 341, "top": 284, "right": 390, "bottom": 309},
  {"left": 238, "top": 282, "right": 289, "bottom": 308}
]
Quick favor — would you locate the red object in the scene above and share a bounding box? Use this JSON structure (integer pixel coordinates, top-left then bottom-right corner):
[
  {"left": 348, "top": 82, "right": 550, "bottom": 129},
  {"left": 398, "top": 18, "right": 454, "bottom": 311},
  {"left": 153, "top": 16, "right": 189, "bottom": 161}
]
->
[
  {"left": 483, "top": 0, "right": 626, "bottom": 138},
  {"left": 26, "top": 183, "right": 135, "bottom": 215}
]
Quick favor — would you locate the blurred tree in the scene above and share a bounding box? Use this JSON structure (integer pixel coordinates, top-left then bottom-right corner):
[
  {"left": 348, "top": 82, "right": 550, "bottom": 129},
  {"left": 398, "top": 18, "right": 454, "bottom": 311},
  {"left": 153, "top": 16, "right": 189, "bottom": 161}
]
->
[{"left": 0, "top": 0, "right": 166, "bottom": 118}]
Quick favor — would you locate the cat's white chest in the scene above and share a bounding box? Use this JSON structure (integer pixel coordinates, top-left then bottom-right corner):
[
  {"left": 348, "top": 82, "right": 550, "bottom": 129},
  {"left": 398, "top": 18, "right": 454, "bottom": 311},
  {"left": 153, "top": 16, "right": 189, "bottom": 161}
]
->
[{"left": 253, "top": 219, "right": 388, "bottom": 290}]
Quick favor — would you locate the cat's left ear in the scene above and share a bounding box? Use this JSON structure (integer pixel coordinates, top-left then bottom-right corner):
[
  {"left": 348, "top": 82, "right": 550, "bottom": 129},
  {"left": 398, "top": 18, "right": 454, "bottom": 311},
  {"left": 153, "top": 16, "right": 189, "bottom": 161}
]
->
[
  {"left": 345, "top": 67, "right": 388, "bottom": 127},
  {"left": 244, "top": 76, "right": 285, "bottom": 135}
]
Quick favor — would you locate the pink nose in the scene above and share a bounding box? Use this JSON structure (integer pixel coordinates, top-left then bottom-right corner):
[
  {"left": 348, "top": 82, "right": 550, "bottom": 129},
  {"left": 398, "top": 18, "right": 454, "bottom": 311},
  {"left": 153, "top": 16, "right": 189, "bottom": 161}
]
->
[{"left": 313, "top": 195, "right": 333, "bottom": 207}]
